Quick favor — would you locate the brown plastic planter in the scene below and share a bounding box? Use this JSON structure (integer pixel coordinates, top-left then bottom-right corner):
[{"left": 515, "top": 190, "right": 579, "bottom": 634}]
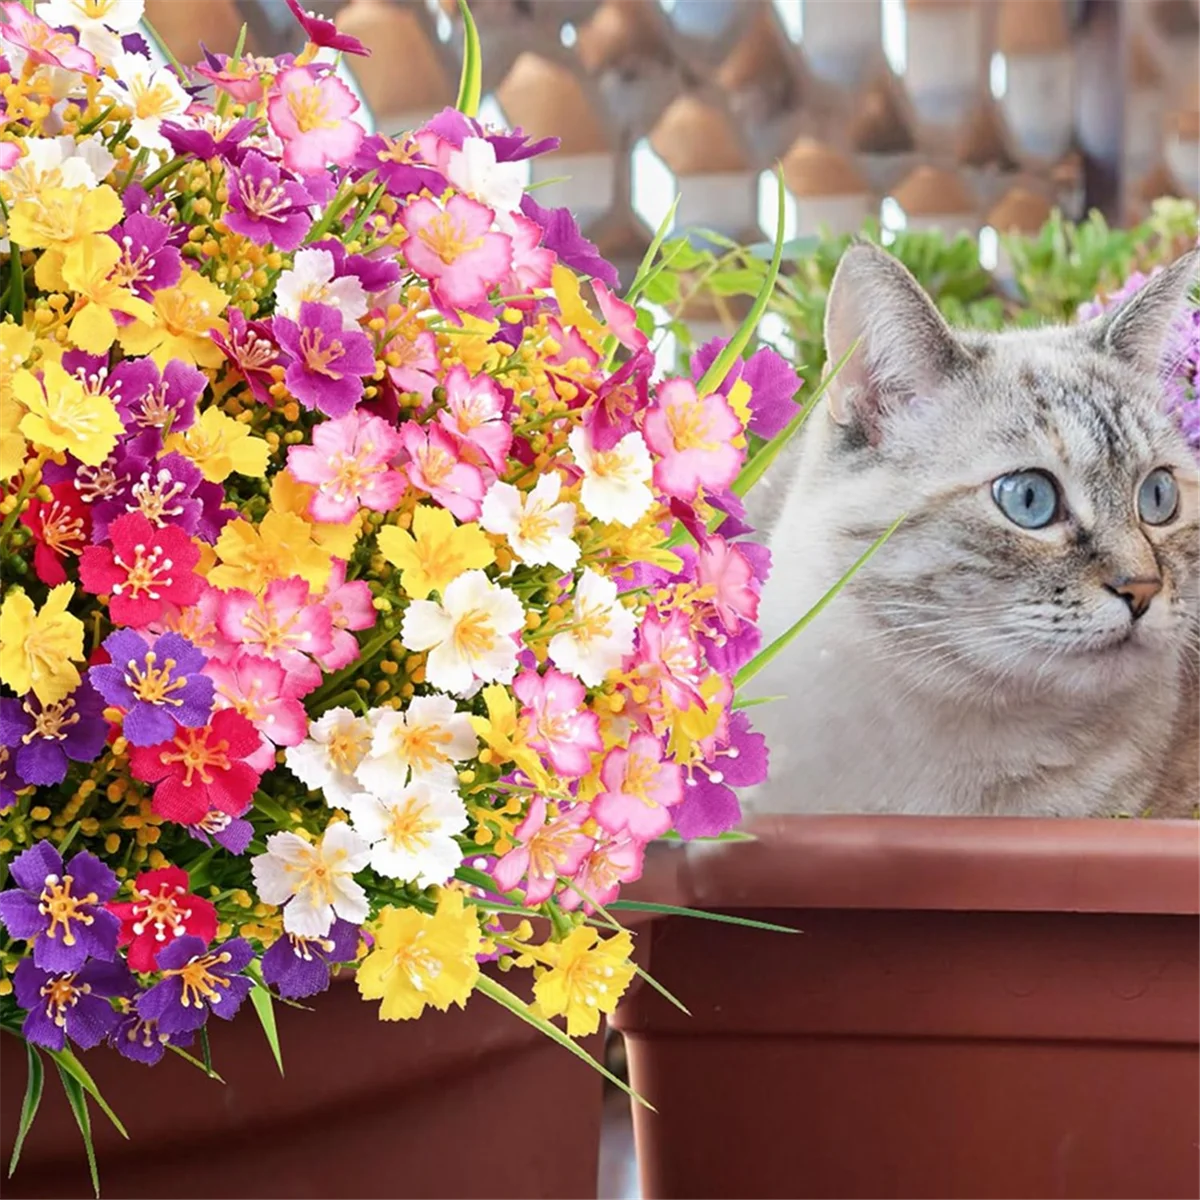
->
[
  {"left": 613, "top": 816, "right": 1200, "bottom": 1200},
  {"left": 0, "top": 967, "right": 604, "bottom": 1199}
]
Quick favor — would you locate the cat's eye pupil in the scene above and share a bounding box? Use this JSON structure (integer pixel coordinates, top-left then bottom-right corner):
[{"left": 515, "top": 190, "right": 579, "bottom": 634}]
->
[
  {"left": 992, "top": 470, "right": 1060, "bottom": 529},
  {"left": 1138, "top": 468, "right": 1178, "bottom": 526}
]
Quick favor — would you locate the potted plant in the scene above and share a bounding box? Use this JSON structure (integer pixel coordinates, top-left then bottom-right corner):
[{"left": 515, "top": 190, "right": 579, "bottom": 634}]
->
[
  {"left": 614, "top": 813, "right": 1200, "bottom": 1200},
  {"left": 0, "top": 0, "right": 812, "bottom": 1195}
]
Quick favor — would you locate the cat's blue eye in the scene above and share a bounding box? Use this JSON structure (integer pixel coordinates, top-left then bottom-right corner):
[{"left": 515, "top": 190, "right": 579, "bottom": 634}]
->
[
  {"left": 992, "top": 470, "right": 1061, "bottom": 529},
  {"left": 1138, "top": 467, "right": 1179, "bottom": 526}
]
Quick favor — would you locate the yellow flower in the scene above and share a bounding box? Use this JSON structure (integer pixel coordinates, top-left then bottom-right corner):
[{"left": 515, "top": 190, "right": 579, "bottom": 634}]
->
[
  {"left": 0, "top": 585, "right": 86, "bottom": 705},
  {"left": 119, "top": 268, "right": 229, "bottom": 368},
  {"left": 552, "top": 264, "right": 604, "bottom": 352},
  {"left": 357, "top": 890, "right": 482, "bottom": 1021},
  {"left": 62, "top": 235, "right": 157, "bottom": 354},
  {"left": 164, "top": 406, "right": 269, "bottom": 483},
  {"left": 209, "top": 509, "right": 333, "bottom": 595},
  {"left": 533, "top": 926, "right": 635, "bottom": 1037},
  {"left": 454, "top": 315, "right": 503, "bottom": 375},
  {"left": 668, "top": 675, "right": 727, "bottom": 765},
  {"left": 0, "top": 324, "right": 35, "bottom": 480},
  {"left": 469, "top": 683, "right": 552, "bottom": 790},
  {"left": 7, "top": 185, "right": 123, "bottom": 253},
  {"left": 270, "top": 472, "right": 362, "bottom": 562},
  {"left": 378, "top": 505, "right": 494, "bottom": 600},
  {"left": 14, "top": 360, "right": 124, "bottom": 466}
]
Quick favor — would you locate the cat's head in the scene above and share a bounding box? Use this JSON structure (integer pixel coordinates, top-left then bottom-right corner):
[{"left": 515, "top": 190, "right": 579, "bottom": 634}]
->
[{"left": 814, "top": 241, "right": 1199, "bottom": 700}]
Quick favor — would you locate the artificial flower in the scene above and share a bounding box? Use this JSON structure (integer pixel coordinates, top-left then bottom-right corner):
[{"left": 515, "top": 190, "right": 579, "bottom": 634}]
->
[
  {"left": 356, "top": 694, "right": 478, "bottom": 794},
  {"left": 480, "top": 474, "right": 579, "bottom": 571},
  {"left": 547, "top": 568, "right": 637, "bottom": 687},
  {"left": 274, "top": 300, "right": 375, "bottom": 417},
  {"left": 119, "top": 268, "right": 229, "bottom": 369},
  {"left": 137, "top": 936, "right": 254, "bottom": 1034},
  {"left": 274, "top": 247, "right": 368, "bottom": 328},
  {"left": 268, "top": 65, "right": 365, "bottom": 176},
  {"left": 401, "top": 194, "right": 513, "bottom": 312},
  {"left": 20, "top": 482, "right": 91, "bottom": 585},
  {"left": 260, "top": 918, "right": 360, "bottom": 1000},
  {"left": 513, "top": 668, "right": 603, "bottom": 779},
  {"left": 532, "top": 925, "right": 635, "bottom": 1037},
  {"left": 14, "top": 359, "right": 124, "bottom": 466},
  {"left": 642, "top": 378, "right": 744, "bottom": 501},
  {"left": 493, "top": 796, "right": 593, "bottom": 906},
  {"left": 164, "top": 405, "right": 271, "bottom": 483},
  {"left": 591, "top": 733, "right": 684, "bottom": 840},
  {"left": 567, "top": 426, "right": 654, "bottom": 527},
  {"left": 0, "top": 584, "right": 86, "bottom": 705},
  {"left": 15, "top": 958, "right": 132, "bottom": 1051},
  {"left": 0, "top": 682, "right": 108, "bottom": 787},
  {"left": 349, "top": 781, "right": 468, "bottom": 886},
  {"left": 209, "top": 508, "right": 333, "bottom": 595},
  {"left": 285, "top": 706, "right": 373, "bottom": 807},
  {"left": 399, "top": 422, "right": 487, "bottom": 522},
  {"left": 377, "top": 504, "right": 494, "bottom": 600},
  {"left": 108, "top": 866, "right": 219, "bottom": 973}
]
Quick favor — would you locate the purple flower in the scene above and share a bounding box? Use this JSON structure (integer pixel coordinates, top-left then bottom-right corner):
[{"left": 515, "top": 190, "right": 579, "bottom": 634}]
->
[
  {"left": 422, "top": 107, "right": 559, "bottom": 163},
  {"left": 285, "top": 0, "right": 370, "bottom": 55},
  {"left": 109, "top": 1008, "right": 195, "bottom": 1065},
  {"left": 520, "top": 194, "right": 618, "bottom": 288},
  {"left": 0, "top": 682, "right": 108, "bottom": 788},
  {"left": 161, "top": 114, "right": 255, "bottom": 164},
  {"left": 211, "top": 308, "right": 281, "bottom": 406},
  {"left": 94, "top": 451, "right": 210, "bottom": 541},
  {"left": 224, "top": 150, "right": 313, "bottom": 251},
  {"left": 353, "top": 133, "right": 445, "bottom": 198},
  {"left": 273, "top": 300, "right": 375, "bottom": 417},
  {"left": 111, "top": 357, "right": 203, "bottom": 443},
  {"left": 89, "top": 630, "right": 214, "bottom": 747},
  {"left": 261, "top": 919, "right": 359, "bottom": 999},
  {"left": 109, "top": 213, "right": 183, "bottom": 303},
  {"left": 0, "top": 843, "right": 120, "bottom": 973},
  {"left": 136, "top": 936, "right": 254, "bottom": 1035},
  {"left": 0, "top": 742, "right": 24, "bottom": 811},
  {"left": 672, "top": 713, "right": 769, "bottom": 840},
  {"left": 311, "top": 237, "right": 400, "bottom": 295},
  {"left": 691, "top": 338, "right": 802, "bottom": 439},
  {"left": 15, "top": 958, "right": 133, "bottom": 1052},
  {"left": 187, "top": 810, "right": 254, "bottom": 855}
]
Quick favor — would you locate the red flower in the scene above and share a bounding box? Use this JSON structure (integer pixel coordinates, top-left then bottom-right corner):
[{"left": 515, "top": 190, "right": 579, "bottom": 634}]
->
[
  {"left": 21, "top": 483, "right": 91, "bottom": 586},
  {"left": 107, "top": 866, "right": 219, "bottom": 972},
  {"left": 79, "top": 512, "right": 202, "bottom": 627},
  {"left": 128, "top": 709, "right": 263, "bottom": 825}
]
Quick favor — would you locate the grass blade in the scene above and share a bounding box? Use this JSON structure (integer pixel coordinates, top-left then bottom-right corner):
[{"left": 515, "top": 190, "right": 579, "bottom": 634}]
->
[
  {"left": 731, "top": 694, "right": 783, "bottom": 710},
  {"left": 607, "top": 900, "right": 798, "bottom": 934},
  {"left": 7, "top": 1042, "right": 43, "bottom": 1179},
  {"left": 47, "top": 1047, "right": 127, "bottom": 1139},
  {"left": 54, "top": 1064, "right": 99, "bottom": 1200},
  {"left": 734, "top": 513, "right": 903, "bottom": 690},
  {"left": 631, "top": 964, "right": 691, "bottom": 1016},
  {"left": 474, "top": 974, "right": 654, "bottom": 1110},
  {"left": 455, "top": 0, "right": 482, "bottom": 118},
  {"left": 167, "top": 1043, "right": 225, "bottom": 1082},
  {"left": 249, "top": 981, "right": 284, "bottom": 1076}
]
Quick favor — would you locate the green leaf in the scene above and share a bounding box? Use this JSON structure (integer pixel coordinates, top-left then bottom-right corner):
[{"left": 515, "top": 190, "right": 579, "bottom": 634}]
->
[
  {"left": 474, "top": 974, "right": 654, "bottom": 1109},
  {"left": 606, "top": 900, "right": 798, "bottom": 933},
  {"left": 624, "top": 195, "right": 680, "bottom": 305},
  {"left": 8, "top": 1042, "right": 43, "bottom": 1179},
  {"left": 199, "top": 1025, "right": 213, "bottom": 1077},
  {"left": 734, "top": 514, "right": 904, "bottom": 691},
  {"left": 55, "top": 1064, "right": 99, "bottom": 1200},
  {"left": 455, "top": 0, "right": 482, "bottom": 118},
  {"left": 631, "top": 963, "right": 691, "bottom": 1016},
  {"left": 248, "top": 978, "right": 284, "bottom": 1076},
  {"left": 6, "top": 239, "right": 24, "bottom": 323},
  {"left": 731, "top": 694, "right": 784, "bottom": 710},
  {"left": 47, "top": 1047, "right": 127, "bottom": 1139},
  {"left": 140, "top": 17, "right": 186, "bottom": 79},
  {"left": 658, "top": 829, "right": 757, "bottom": 842},
  {"left": 696, "top": 165, "right": 787, "bottom": 398},
  {"left": 166, "top": 1043, "right": 225, "bottom": 1082}
]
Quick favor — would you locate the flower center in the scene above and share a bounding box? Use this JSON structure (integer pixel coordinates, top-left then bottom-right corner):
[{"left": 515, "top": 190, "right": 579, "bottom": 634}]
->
[
  {"left": 325, "top": 452, "right": 378, "bottom": 502},
  {"left": 111, "top": 540, "right": 175, "bottom": 600},
  {"left": 286, "top": 85, "right": 335, "bottom": 133},
  {"left": 24, "top": 697, "right": 80, "bottom": 742},
  {"left": 161, "top": 729, "right": 231, "bottom": 787},
  {"left": 326, "top": 725, "right": 370, "bottom": 775},
  {"left": 622, "top": 751, "right": 658, "bottom": 807},
  {"left": 528, "top": 821, "right": 579, "bottom": 881},
  {"left": 417, "top": 213, "right": 483, "bottom": 265},
  {"left": 452, "top": 607, "right": 496, "bottom": 659},
  {"left": 573, "top": 600, "right": 612, "bottom": 647},
  {"left": 130, "top": 76, "right": 182, "bottom": 121},
  {"left": 132, "top": 469, "right": 188, "bottom": 525},
  {"left": 46, "top": 390, "right": 106, "bottom": 441},
  {"left": 38, "top": 499, "right": 87, "bottom": 558},
  {"left": 298, "top": 327, "right": 344, "bottom": 377},
  {"left": 162, "top": 950, "right": 233, "bottom": 1008},
  {"left": 38, "top": 874, "right": 97, "bottom": 946},
  {"left": 385, "top": 796, "right": 438, "bottom": 854},
  {"left": 665, "top": 398, "right": 716, "bottom": 453},
  {"left": 516, "top": 503, "right": 555, "bottom": 546},
  {"left": 290, "top": 852, "right": 337, "bottom": 907},
  {"left": 417, "top": 444, "right": 454, "bottom": 487},
  {"left": 391, "top": 722, "right": 453, "bottom": 773},
  {"left": 288, "top": 932, "right": 336, "bottom": 961},
  {"left": 124, "top": 650, "right": 186, "bottom": 706},
  {"left": 112, "top": 243, "right": 156, "bottom": 288},
  {"left": 75, "top": 460, "right": 121, "bottom": 502},
  {"left": 244, "top": 604, "right": 304, "bottom": 656},
  {"left": 131, "top": 882, "right": 192, "bottom": 943},
  {"left": 239, "top": 176, "right": 289, "bottom": 220},
  {"left": 380, "top": 927, "right": 442, "bottom": 991},
  {"left": 40, "top": 973, "right": 89, "bottom": 1027}
]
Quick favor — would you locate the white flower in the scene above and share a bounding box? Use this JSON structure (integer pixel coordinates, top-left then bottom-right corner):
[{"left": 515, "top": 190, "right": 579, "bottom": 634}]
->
[
  {"left": 7, "top": 136, "right": 113, "bottom": 202},
  {"left": 38, "top": 0, "right": 144, "bottom": 63},
  {"left": 251, "top": 823, "right": 370, "bottom": 937},
  {"left": 548, "top": 568, "right": 637, "bottom": 687},
  {"left": 284, "top": 707, "right": 373, "bottom": 808},
  {"left": 102, "top": 53, "right": 189, "bottom": 152},
  {"left": 275, "top": 249, "right": 368, "bottom": 330},
  {"left": 567, "top": 427, "right": 654, "bottom": 527},
  {"left": 480, "top": 474, "right": 579, "bottom": 571},
  {"left": 355, "top": 695, "right": 478, "bottom": 795},
  {"left": 401, "top": 569, "right": 525, "bottom": 695},
  {"left": 446, "top": 136, "right": 527, "bottom": 215},
  {"left": 348, "top": 782, "right": 468, "bottom": 887}
]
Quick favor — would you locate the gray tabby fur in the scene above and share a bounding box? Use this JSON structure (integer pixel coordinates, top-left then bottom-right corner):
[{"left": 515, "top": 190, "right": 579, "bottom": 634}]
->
[{"left": 747, "top": 242, "right": 1200, "bottom": 817}]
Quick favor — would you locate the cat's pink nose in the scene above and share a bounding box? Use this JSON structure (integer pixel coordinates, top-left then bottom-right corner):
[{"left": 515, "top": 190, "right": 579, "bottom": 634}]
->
[{"left": 1105, "top": 575, "right": 1162, "bottom": 620}]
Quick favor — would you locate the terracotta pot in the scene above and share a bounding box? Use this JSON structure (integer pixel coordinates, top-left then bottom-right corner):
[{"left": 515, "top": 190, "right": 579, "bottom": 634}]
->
[
  {"left": 613, "top": 816, "right": 1200, "bottom": 1200},
  {"left": 0, "top": 967, "right": 605, "bottom": 1199}
]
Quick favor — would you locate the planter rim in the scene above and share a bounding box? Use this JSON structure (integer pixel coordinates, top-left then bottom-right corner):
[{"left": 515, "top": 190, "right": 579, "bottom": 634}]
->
[{"left": 656, "top": 815, "right": 1200, "bottom": 915}]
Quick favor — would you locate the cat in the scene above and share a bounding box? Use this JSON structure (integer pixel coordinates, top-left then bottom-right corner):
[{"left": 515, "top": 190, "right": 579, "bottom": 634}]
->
[{"left": 744, "top": 241, "right": 1199, "bottom": 818}]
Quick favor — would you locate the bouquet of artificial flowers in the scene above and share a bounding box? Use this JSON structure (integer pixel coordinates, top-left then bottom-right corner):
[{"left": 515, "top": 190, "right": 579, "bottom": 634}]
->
[{"left": 0, "top": 0, "right": 811, "bottom": 1182}]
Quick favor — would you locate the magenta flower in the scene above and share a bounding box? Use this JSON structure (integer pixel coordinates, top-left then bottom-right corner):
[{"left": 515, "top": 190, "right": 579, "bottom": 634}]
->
[
  {"left": 629, "top": 607, "right": 706, "bottom": 720},
  {"left": 353, "top": 133, "right": 446, "bottom": 199},
  {"left": 591, "top": 733, "right": 683, "bottom": 841},
  {"left": 224, "top": 151, "right": 313, "bottom": 251},
  {"left": 493, "top": 796, "right": 594, "bottom": 906},
  {"left": 520, "top": 193, "right": 619, "bottom": 289},
  {"left": 692, "top": 338, "right": 802, "bottom": 440},
  {"left": 273, "top": 301, "right": 375, "bottom": 418},
  {"left": 594, "top": 280, "right": 646, "bottom": 352},
  {"left": 505, "top": 213, "right": 556, "bottom": 295},
  {"left": 211, "top": 308, "right": 281, "bottom": 406},
  {"left": 402, "top": 195, "right": 513, "bottom": 313},
  {"left": 285, "top": 0, "right": 370, "bottom": 55},
  {"left": 437, "top": 364, "right": 512, "bottom": 473},
  {"left": 513, "top": 668, "right": 603, "bottom": 779},
  {"left": 0, "top": 3, "right": 96, "bottom": 73},
  {"left": 268, "top": 65, "right": 365, "bottom": 176},
  {"left": 399, "top": 422, "right": 486, "bottom": 522},
  {"left": 287, "top": 410, "right": 406, "bottom": 524},
  {"left": 643, "top": 378, "right": 744, "bottom": 501},
  {"left": 110, "top": 213, "right": 183, "bottom": 305},
  {"left": 672, "top": 712, "right": 768, "bottom": 840},
  {"left": 587, "top": 349, "right": 652, "bottom": 451}
]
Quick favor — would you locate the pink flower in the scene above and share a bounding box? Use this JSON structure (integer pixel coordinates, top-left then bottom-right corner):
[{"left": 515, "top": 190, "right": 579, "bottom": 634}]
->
[
  {"left": 216, "top": 578, "right": 334, "bottom": 697},
  {"left": 268, "top": 66, "right": 365, "bottom": 176},
  {"left": 506, "top": 214, "right": 555, "bottom": 296},
  {"left": 320, "top": 560, "right": 375, "bottom": 670},
  {"left": 436, "top": 365, "right": 511, "bottom": 473},
  {"left": 401, "top": 195, "right": 512, "bottom": 313},
  {"left": 492, "top": 796, "right": 593, "bottom": 906},
  {"left": 399, "top": 422, "right": 486, "bottom": 521},
  {"left": 287, "top": 412, "right": 406, "bottom": 524},
  {"left": 384, "top": 328, "right": 440, "bottom": 404},
  {"left": 559, "top": 834, "right": 645, "bottom": 914},
  {"left": 593, "top": 280, "right": 647, "bottom": 352},
  {"left": 0, "top": 142, "right": 20, "bottom": 172},
  {"left": 284, "top": 0, "right": 370, "bottom": 55},
  {"left": 205, "top": 653, "right": 308, "bottom": 749},
  {"left": 513, "top": 668, "right": 602, "bottom": 780},
  {"left": 591, "top": 733, "right": 683, "bottom": 841},
  {"left": 695, "top": 534, "right": 760, "bottom": 635},
  {"left": 629, "top": 607, "right": 706, "bottom": 720},
  {"left": 0, "top": 3, "right": 96, "bottom": 72},
  {"left": 642, "top": 378, "right": 744, "bottom": 501}
]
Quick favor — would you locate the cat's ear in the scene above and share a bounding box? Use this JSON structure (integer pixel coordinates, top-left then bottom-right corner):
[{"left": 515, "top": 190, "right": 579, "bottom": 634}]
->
[
  {"left": 823, "top": 241, "right": 969, "bottom": 441},
  {"left": 1095, "top": 247, "right": 1199, "bottom": 374}
]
